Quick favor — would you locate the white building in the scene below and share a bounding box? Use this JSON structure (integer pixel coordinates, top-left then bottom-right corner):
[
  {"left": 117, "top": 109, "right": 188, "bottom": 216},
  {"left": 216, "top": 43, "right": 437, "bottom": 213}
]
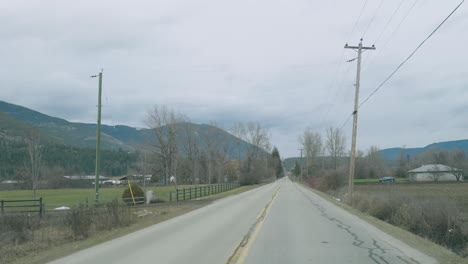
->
[{"left": 408, "top": 164, "right": 463, "bottom": 181}]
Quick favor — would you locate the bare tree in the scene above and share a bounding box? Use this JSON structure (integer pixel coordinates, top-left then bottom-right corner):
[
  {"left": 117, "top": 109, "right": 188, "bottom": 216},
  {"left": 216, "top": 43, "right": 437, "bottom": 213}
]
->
[
  {"left": 234, "top": 122, "right": 271, "bottom": 184},
  {"left": 243, "top": 122, "right": 270, "bottom": 159},
  {"left": 209, "top": 122, "right": 232, "bottom": 183},
  {"left": 365, "top": 146, "right": 385, "bottom": 178},
  {"left": 183, "top": 123, "right": 200, "bottom": 184},
  {"left": 299, "top": 128, "right": 322, "bottom": 176},
  {"left": 203, "top": 124, "right": 219, "bottom": 184},
  {"left": 24, "top": 128, "right": 44, "bottom": 198},
  {"left": 231, "top": 122, "right": 244, "bottom": 177},
  {"left": 325, "top": 127, "right": 346, "bottom": 169},
  {"left": 448, "top": 150, "right": 466, "bottom": 181},
  {"left": 145, "top": 105, "right": 186, "bottom": 185},
  {"left": 428, "top": 164, "right": 443, "bottom": 182}
]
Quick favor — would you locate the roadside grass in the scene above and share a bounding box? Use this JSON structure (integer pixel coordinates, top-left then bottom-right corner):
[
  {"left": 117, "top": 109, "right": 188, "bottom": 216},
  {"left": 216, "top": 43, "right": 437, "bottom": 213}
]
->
[
  {"left": 336, "top": 182, "right": 468, "bottom": 259},
  {"left": 301, "top": 183, "right": 466, "bottom": 264},
  {"left": 354, "top": 183, "right": 468, "bottom": 221},
  {"left": 0, "top": 185, "right": 199, "bottom": 210},
  {"left": 1, "top": 183, "right": 263, "bottom": 264},
  {"left": 7, "top": 203, "right": 207, "bottom": 264}
]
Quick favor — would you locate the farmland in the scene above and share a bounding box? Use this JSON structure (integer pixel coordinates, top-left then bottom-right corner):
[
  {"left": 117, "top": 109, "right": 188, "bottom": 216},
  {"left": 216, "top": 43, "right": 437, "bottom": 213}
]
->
[
  {"left": 0, "top": 184, "right": 197, "bottom": 210},
  {"left": 354, "top": 182, "right": 468, "bottom": 215},
  {"left": 353, "top": 178, "right": 409, "bottom": 183}
]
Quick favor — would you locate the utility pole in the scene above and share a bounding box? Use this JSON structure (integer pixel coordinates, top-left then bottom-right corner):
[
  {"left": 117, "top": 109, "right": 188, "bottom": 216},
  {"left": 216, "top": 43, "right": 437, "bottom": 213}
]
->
[
  {"left": 298, "top": 148, "right": 304, "bottom": 178},
  {"left": 345, "top": 39, "right": 375, "bottom": 197},
  {"left": 237, "top": 138, "right": 241, "bottom": 180},
  {"left": 91, "top": 70, "right": 103, "bottom": 204}
]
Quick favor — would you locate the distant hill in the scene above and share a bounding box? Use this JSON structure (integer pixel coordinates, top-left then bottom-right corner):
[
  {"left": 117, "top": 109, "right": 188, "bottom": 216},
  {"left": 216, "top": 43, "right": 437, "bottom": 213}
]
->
[
  {"left": 0, "top": 101, "right": 258, "bottom": 159},
  {"left": 379, "top": 140, "right": 468, "bottom": 160},
  {"left": 283, "top": 140, "right": 468, "bottom": 168}
]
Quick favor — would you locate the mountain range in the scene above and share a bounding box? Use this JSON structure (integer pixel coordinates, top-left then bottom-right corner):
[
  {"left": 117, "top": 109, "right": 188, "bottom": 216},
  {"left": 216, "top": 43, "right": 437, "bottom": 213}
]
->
[
  {"left": 378, "top": 140, "right": 468, "bottom": 160},
  {"left": 282, "top": 141, "right": 468, "bottom": 172},
  {"left": 0, "top": 100, "right": 255, "bottom": 159}
]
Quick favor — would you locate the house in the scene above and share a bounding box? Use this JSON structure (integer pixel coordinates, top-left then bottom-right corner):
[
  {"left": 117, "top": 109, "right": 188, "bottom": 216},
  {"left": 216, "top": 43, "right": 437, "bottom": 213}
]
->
[
  {"left": 63, "top": 175, "right": 108, "bottom": 180},
  {"left": 408, "top": 164, "right": 463, "bottom": 181}
]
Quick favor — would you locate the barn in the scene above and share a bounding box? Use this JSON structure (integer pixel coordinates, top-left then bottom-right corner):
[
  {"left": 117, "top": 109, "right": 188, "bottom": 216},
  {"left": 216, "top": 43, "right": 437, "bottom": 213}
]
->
[{"left": 407, "top": 164, "right": 463, "bottom": 181}]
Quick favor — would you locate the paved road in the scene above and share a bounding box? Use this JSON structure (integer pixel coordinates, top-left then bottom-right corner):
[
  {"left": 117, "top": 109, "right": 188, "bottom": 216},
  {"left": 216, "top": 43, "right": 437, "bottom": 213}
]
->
[{"left": 49, "top": 178, "right": 436, "bottom": 264}]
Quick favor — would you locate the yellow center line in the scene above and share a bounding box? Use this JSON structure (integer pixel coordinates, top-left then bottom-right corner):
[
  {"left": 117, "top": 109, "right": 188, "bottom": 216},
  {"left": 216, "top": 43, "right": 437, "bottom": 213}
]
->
[{"left": 225, "top": 186, "right": 281, "bottom": 264}]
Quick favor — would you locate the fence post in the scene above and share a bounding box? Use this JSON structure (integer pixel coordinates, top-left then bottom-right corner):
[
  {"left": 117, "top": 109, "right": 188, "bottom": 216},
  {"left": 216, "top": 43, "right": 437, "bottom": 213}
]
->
[
  {"left": 183, "top": 188, "right": 186, "bottom": 201},
  {"left": 39, "top": 197, "right": 43, "bottom": 217},
  {"left": 189, "top": 188, "right": 192, "bottom": 200},
  {"left": 1, "top": 200, "right": 3, "bottom": 215}
]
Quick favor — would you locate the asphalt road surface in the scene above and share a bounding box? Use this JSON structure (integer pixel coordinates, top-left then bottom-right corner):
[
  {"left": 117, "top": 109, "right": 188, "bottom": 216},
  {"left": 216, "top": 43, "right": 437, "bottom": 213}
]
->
[{"left": 49, "top": 178, "right": 436, "bottom": 264}]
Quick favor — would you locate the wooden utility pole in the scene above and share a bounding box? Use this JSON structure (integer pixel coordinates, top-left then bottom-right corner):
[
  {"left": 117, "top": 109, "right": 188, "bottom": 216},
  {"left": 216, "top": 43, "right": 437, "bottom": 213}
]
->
[
  {"left": 344, "top": 39, "right": 375, "bottom": 197},
  {"left": 91, "top": 70, "right": 103, "bottom": 204}
]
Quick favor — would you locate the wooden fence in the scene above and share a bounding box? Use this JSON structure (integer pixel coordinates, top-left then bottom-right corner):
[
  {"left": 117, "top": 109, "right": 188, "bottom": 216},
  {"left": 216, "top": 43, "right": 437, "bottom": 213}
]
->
[
  {"left": 0, "top": 198, "right": 44, "bottom": 216},
  {"left": 172, "top": 183, "right": 240, "bottom": 202}
]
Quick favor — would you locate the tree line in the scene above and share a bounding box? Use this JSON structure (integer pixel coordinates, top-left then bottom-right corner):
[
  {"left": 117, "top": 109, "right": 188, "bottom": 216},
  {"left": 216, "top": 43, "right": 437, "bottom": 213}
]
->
[
  {"left": 143, "top": 105, "right": 283, "bottom": 186},
  {"left": 294, "top": 127, "right": 468, "bottom": 181},
  {"left": 0, "top": 135, "right": 138, "bottom": 190}
]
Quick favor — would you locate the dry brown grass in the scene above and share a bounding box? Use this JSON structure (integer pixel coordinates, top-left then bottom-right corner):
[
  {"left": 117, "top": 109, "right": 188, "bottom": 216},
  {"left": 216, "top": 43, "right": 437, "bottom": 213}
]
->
[{"left": 347, "top": 183, "right": 468, "bottom": 256}]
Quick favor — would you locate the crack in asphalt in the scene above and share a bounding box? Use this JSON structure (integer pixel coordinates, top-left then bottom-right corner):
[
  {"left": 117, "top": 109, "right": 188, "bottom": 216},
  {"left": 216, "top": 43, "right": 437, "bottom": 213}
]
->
[{"left": 296, "top": 185, "right": 420, "bottom": 264}]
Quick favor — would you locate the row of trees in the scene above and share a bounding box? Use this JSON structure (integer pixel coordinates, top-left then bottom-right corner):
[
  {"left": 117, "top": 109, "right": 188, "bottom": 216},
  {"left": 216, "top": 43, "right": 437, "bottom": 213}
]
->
[
  {"left": 0, "top": 131, "right": 139, "bottom": 191},
  {"left": 140, "top": 105, "right": 282, "bottom": 185},
  {"left": 295, "top": 127, "right": 347, "bottom": 177},
  {"left": 295, "top": 127, "right": 468, "bottom": 181}
]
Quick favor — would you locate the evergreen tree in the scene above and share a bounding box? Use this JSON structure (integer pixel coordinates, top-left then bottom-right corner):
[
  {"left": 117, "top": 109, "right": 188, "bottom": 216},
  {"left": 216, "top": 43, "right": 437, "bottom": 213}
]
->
[
  {"left": 293, "top": 161, "right": 301, "bottom": 176},
  {"left": 271, "top": 147, "right": 284, "bottom": 178}
]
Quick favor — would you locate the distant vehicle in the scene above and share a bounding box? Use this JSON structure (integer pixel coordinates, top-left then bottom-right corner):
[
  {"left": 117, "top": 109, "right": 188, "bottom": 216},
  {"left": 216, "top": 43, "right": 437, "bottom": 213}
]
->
[{"left": 379, "top": 177, "right": 396, "bottom": 182}]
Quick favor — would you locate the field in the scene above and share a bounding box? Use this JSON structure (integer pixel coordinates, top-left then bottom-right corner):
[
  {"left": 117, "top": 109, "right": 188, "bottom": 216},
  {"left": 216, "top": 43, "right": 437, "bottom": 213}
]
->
[
  {"left": 354, "top": 182, "right": 468, "bottom": 215},
  {"left": 0, "top": 184, "right": 201, "bottom": 210},
  {"left": 353, "top": 178, "right": 409, "bottom": 183},
  {"left": 1, "top": 184, "right": 262, "bottom": 264},
  {"left": 350, "top": 182, "right": 468, "bottom": 255}
]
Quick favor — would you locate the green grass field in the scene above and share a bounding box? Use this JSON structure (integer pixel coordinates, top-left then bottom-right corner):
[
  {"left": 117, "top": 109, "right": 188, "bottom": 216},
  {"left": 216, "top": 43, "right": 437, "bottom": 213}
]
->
[{"left": 0, "top": 184, "right": 203, "bottom": 209}]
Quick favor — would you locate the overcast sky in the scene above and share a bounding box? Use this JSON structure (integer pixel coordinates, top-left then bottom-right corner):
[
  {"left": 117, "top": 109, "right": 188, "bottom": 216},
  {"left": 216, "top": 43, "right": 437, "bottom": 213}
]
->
[{"left": 1, "top": 0, "right": 467, "bottom": 158}]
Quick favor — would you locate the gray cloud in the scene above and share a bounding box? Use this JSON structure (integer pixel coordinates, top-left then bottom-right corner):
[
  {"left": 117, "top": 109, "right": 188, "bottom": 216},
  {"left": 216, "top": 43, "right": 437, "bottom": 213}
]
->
[{"left": 0, "top": 0, "right": 467, "bottom": 158}]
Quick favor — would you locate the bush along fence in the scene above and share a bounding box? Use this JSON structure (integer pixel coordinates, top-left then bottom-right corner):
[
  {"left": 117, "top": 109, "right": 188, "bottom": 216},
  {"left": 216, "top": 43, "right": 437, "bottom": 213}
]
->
[
  {"left": 0, "top": 198, "right": 44, "bottom": 216},
  {"left": 172, "top": 182, "right": 240, "bottom": 202}
]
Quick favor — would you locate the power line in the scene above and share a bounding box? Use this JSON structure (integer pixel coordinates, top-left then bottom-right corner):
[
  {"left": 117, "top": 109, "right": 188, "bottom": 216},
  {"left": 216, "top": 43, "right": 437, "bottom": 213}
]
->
[
  {"left": 373, "top": 0, "right": 406, "bottom": 45},
  {"left": 362, "top": 0, "right": 386, "bottom": 38},
  {"left": 359, "top": 0, "right": 464, "bottom": 109},
  {"left": 379, "top": 0, "right": 420, "bottom": 51},
  {"left": 361, "top": 0, "right": 420, "bottom": 73},
  {"left": 347, "top": 0, "right": 369, "bottom": 43},
  {"left": 338, "top": 113, "right": 353, "bottom": 133}
]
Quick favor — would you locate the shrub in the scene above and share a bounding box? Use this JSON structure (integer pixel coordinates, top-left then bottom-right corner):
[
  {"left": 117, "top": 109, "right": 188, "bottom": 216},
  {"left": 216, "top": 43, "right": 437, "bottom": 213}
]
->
[
  {"left": 65, "top": 204, "right": 91, "bottom": 240},
  {"left": 122, "top": 183, "right": 145, "bottom": 205},
  {"left": 0, "top": 215, "right": 39, "bottom": 245},
  {"left": 93, "top": 200, "right": 134, "bottom": 230},
  {"left": 347, "top": 191, "right": 468, "bottom": 255},
  {"left": 305, "top": 167, "right": 347, "bottom": 193}
]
